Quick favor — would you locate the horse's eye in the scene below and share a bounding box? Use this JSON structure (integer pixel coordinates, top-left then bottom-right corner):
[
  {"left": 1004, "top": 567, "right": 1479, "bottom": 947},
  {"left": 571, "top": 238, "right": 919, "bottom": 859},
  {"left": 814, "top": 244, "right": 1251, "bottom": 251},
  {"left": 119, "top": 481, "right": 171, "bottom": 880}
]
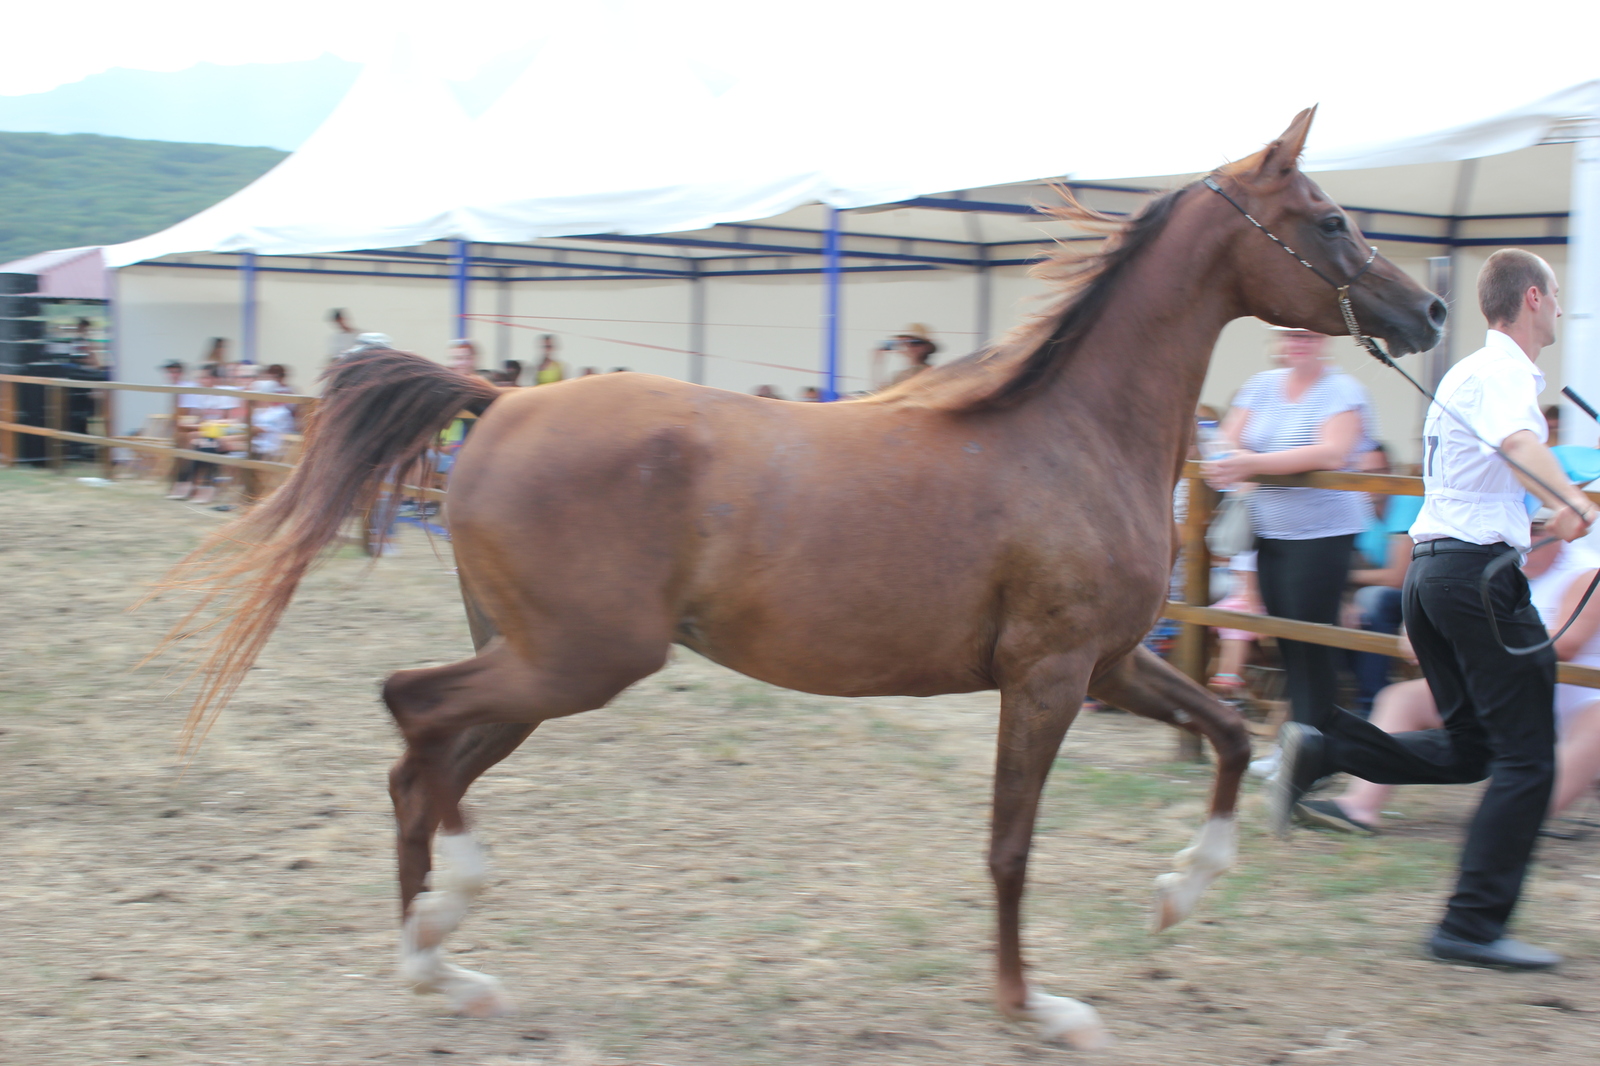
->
[{"left": 1319, "top": 216, "right": 1348, "bottom": 235}]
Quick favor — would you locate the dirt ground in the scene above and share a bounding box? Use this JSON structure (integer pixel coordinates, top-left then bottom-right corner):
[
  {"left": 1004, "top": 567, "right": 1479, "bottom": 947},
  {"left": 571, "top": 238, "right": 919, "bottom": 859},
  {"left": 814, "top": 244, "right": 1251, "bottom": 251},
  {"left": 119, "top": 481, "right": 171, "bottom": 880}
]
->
[{"left": 2, "top": 468, "right": 1599, "bottom": 1066}]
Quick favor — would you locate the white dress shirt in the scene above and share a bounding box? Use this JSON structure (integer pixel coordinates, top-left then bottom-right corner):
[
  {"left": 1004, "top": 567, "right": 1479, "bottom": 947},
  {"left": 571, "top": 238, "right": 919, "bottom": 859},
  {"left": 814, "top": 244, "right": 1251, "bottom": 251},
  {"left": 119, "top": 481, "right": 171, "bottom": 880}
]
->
[{"left": 1410, "top": 330, "right": 1547, "bottom": 551}]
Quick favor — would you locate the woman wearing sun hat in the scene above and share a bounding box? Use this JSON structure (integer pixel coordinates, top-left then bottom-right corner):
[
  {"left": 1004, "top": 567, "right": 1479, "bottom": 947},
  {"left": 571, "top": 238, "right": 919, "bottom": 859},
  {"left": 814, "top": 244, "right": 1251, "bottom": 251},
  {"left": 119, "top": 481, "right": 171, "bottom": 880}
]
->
[{"left": 872, "top": 323, "right": 939, "bottom": 389}]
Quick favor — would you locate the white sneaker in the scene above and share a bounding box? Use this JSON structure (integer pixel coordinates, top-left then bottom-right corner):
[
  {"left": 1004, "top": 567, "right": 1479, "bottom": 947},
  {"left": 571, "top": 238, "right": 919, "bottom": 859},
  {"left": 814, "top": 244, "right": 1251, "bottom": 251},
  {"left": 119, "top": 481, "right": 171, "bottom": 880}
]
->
[{"left": 1248, "top": 745, "right": 1282, "bottom": 780}]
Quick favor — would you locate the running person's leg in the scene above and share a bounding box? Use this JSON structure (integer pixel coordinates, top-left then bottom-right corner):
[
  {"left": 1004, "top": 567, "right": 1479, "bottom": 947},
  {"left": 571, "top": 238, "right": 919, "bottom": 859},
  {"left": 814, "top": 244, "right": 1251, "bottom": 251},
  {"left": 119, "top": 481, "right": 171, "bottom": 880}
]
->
[{"left": 1282, "top": 546, "right": 1557, "bottom": 961}]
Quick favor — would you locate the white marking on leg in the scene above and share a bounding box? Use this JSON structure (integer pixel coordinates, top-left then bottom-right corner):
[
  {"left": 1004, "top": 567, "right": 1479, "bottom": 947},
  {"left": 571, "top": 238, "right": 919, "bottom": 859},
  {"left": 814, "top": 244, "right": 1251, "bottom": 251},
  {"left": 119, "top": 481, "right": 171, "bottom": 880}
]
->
[
  {"left": 437, "top": 831, "right": 489, "bottom": 895},
  {"left": 1151, "top": 815, "right": 1236, "bottom": 932},
  {"left": 399, "top": 832, "right": 510, "bottom": 1015},
  {"left": 1022, "top": 986, "right": 1112, "bottom": 1049}
]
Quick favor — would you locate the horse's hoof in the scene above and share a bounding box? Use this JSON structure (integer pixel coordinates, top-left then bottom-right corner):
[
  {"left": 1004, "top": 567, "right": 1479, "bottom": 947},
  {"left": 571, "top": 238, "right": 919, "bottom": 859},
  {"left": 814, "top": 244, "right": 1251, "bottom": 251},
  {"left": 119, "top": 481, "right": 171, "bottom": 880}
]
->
[
  {"left": 1151, "top": 872, "right": 1187, "bottom": 932},
  {"left": 408, "top": 889, "right": 469, "bottom": 952},
  {"left": 1024, "top": 988, "right": 1112, "bottom": 1050},
  {"left": 441, "top": 964, "right": 512, "bottom": 1018}
]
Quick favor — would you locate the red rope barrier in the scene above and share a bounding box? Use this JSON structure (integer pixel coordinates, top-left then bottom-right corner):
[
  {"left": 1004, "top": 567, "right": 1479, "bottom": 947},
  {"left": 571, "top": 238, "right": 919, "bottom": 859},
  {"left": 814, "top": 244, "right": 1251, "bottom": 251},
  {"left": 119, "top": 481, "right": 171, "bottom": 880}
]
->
[
  {"left": 474, "top": 312, "right": 980, "bottom": 336},
  {"left": 462, "top": 314, "right": 863, "bottom": 380}
]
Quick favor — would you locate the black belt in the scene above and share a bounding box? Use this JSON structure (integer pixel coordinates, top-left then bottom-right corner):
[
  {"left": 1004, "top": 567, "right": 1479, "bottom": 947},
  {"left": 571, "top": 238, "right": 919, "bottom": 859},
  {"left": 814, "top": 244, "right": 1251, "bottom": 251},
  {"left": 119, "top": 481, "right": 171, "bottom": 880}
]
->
[{"left": 1412, "top": 538, "right": 1515, "bottom": 559}]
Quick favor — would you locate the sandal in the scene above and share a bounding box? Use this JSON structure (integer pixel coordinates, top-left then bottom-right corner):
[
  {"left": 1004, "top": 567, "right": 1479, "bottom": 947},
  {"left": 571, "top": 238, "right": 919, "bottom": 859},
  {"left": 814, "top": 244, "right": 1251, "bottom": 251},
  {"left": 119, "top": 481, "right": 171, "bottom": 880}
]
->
[
  {"left": 1295, "top": 798, "right": 1378, "bottom": 836},
  {"left": 1208, "top": 672, "right": 1246, "bottom": 694}
]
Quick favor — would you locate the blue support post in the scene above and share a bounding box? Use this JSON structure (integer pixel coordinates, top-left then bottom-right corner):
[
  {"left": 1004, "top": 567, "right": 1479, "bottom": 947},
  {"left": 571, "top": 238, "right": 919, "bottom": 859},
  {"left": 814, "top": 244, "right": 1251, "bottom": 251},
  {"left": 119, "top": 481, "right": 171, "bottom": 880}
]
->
[
  {"left": 452, "top": 239, "right": 470, "bottom": 340},
  {"left": 688, "top": 261, "right": 706, "bottom": 385},
  {"left": 241, "top": 251, "right": 258, "bottom": 363},
  {"left": 821, "top": 207, "right": 842, "bottom": 401}
]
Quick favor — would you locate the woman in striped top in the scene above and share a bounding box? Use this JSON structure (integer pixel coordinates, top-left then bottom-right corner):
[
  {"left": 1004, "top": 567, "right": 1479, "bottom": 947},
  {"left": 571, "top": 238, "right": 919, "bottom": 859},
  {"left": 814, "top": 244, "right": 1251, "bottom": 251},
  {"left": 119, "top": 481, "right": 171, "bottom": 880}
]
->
[{"left": 1210, "top": 328, "right": 1375, "bottom": 736}]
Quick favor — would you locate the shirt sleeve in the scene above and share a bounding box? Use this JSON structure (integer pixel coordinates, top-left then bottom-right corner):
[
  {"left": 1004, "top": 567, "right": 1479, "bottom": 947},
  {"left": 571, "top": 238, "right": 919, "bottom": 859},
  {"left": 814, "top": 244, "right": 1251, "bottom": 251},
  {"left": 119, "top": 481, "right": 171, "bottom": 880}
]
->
[
  {"left": 1323, "top": 373, "right": 1370, "bottom": 418},
  {"left": 1232, "top": 372, "right": 1266, "bottom": 410},
  {"left": 1474, "top": 365, "right": 1546, "bottom": 450}
]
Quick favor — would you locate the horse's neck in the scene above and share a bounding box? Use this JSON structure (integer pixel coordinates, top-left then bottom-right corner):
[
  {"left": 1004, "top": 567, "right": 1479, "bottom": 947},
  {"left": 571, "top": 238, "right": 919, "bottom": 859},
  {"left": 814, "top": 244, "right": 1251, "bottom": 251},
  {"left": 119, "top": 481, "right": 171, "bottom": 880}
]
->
[{"left": 1035, "top": 215, "right": 1237, "bottom": 472}]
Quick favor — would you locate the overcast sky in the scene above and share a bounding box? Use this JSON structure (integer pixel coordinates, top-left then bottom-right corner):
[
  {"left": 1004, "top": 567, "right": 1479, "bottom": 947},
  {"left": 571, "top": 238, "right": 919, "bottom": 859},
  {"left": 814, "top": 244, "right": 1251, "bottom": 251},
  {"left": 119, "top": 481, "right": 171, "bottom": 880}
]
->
[
  {"left": 0, "top": 0, "right": 574, "bottom": 96},
  {"left": 0, "top": 0, "right": 746, "bottom": 97}
]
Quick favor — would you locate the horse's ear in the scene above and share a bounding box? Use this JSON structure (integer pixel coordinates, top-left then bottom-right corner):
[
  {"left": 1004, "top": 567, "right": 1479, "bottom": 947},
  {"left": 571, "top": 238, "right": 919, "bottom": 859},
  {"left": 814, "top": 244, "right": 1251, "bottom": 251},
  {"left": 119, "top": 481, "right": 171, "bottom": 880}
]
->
[{"left": 1250, "top": 106, "right": 1317, "bottom": 181}]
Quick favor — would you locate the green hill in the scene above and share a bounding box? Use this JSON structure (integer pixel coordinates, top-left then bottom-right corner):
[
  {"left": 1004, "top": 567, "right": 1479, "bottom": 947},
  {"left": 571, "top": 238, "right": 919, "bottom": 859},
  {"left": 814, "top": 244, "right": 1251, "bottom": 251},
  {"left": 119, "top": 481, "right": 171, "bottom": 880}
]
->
[{"left": 0, "top": 131, "right": 286, "bottom": 263}]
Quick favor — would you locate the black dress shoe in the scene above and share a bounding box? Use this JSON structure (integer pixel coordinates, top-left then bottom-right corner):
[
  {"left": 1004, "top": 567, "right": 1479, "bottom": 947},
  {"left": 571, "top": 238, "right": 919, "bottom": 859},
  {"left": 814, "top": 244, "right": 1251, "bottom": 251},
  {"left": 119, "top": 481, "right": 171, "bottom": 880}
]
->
[
  {"left": 1269, "top": 722, "right": 1325, "bottom": 838},
  {"left": 1426, "top": 929, "right": 1561, "bottom": 971}
]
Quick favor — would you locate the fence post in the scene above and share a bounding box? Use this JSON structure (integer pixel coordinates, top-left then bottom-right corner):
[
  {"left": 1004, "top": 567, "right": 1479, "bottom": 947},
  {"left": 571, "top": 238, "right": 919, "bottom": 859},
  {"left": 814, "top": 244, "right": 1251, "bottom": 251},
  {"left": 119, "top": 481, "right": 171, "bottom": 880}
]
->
[
  {"left": 1173, "top": 466, "right": 1217, "bottom": 761},
  {"left": 241, "top": 395, "right": 258, "bottom": 499},
  {"left": 0, "top": 378, "right": 14, "bottom": 466},
  {"left": 98, "top": 388, "right": 115, "bottom": 479},
  {"left": 46, "top": 383, "right": 64, "bottom": 471}
]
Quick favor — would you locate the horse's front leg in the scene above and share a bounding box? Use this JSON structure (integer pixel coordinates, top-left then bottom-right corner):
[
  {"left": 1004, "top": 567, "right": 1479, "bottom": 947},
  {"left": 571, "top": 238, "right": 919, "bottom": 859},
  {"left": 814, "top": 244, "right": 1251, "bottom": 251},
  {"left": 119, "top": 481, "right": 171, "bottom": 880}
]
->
[
  {"left": 990, "top": 650, "right": 1111, "bottom": 1050},
  {"left": 1088, "top": 645, "right": 1251, "bottom": 931}
]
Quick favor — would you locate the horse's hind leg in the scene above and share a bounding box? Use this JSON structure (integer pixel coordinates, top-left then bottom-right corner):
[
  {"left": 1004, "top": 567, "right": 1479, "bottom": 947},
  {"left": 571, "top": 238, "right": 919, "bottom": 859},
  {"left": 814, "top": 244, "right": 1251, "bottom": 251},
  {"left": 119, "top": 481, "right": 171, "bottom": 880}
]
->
[
  {"left": 391, "top": 721, "right": 535, "bottom": 1016},
  {"left": 392, "top": 587, "right": 506, "bottom": 914},
  {"left": 1088, "top": 646, "right": 1251, "bottom": 931},
  {"left": 388, "top": 588, "right": 524, "bottom": 1011},
  {"left": 384, "top": 634, "right": 665, "bottom": 1015}
]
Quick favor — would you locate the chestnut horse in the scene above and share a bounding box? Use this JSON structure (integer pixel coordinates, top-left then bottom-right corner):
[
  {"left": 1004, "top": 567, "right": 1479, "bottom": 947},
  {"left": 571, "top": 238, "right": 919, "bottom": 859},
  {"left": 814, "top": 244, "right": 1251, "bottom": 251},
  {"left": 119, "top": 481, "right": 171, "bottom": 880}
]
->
[{"left": 157, "top": 110, "right": 1443, "bottom": 1047}]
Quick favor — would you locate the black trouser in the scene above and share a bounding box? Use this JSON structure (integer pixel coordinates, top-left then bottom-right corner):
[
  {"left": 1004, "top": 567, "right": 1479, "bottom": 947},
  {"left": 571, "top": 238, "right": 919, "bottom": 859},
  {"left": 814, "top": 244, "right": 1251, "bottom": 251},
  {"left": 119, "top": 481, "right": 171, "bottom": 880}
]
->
[
  {"left": 1255, "top": 533, "right": 1355, "bottom": 729},
  {"left": 175, "top": 440, "right": 220, "bottom": 488},
  {"left": 1318, "top": 540, "right": 1556, "bottom": 943}
]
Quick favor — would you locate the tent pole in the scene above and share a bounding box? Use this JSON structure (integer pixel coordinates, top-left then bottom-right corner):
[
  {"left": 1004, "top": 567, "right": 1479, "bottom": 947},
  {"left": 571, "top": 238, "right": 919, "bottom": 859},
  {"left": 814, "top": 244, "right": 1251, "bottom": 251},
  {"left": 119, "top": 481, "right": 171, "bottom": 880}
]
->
[
  {"left": 822, "top": 207, "right": 842, "bottom": 401},
  {"left": 495, "top": 268, "right": 511, "bottom": 369},
  {"left": 975, "top": 247, "right": 992, "bottom": 348},
  {"left": 1564, "top": 132, "right": 1600, "bottom": 449},
  {"left": 105, "top": 264, "right": 120, "bottom": 380},
  {"left": 241, "top": 252, "right": 258, "bottom": 364},
  {"left": 688, "top": 262, "right": 706, "bottom": 385},
  {"left": 452, "top": 239, "right": 471, "bottom": 342}
]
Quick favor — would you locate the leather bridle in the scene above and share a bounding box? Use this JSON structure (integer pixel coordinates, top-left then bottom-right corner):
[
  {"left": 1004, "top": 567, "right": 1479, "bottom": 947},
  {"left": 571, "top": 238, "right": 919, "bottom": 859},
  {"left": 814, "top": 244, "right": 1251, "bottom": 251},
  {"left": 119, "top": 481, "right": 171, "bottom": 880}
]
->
[{"left": 1203, "top": 174, "right": 1384, "bottom": 361}]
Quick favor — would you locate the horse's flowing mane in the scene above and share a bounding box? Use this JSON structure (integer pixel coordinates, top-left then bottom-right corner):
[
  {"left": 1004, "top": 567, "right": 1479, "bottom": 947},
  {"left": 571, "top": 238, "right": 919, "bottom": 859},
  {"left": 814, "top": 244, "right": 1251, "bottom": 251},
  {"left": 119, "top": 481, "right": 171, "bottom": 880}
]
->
[{"left": 865, "top": 182, "right": 1192, "bottom": 411}]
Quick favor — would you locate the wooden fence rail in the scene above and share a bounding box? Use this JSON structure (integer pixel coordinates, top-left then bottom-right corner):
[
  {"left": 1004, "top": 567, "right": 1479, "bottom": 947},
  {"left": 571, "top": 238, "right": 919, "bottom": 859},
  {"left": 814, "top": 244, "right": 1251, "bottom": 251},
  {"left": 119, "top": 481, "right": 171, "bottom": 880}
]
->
[
  {"left": 0, "top": 373, "right": 445, "bottom": 499},
  {"left": 1163, "top": 459, "right": 1600, "bottom": 758}
]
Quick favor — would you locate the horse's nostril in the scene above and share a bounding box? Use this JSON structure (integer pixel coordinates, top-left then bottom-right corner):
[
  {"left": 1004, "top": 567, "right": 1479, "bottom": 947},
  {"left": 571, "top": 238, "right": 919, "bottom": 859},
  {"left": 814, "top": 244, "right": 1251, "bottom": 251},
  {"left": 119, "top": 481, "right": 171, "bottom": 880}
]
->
[{"left": 1428, "top": 298, "right": 1447, "bottom": 327}]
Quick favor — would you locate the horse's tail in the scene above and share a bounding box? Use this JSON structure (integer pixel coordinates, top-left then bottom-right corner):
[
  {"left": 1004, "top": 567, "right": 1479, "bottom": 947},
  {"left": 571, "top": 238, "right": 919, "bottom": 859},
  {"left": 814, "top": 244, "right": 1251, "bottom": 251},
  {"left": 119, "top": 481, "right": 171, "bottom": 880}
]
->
[{"left": 145, "top": 347, "right": 503, "bottom": 753}]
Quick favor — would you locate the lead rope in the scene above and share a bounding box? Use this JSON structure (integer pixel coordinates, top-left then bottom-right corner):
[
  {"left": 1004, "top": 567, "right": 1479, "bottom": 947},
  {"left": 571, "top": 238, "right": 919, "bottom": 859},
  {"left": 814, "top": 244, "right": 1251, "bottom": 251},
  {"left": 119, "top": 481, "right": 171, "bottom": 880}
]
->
[{"left": 1202, "top": 173, "right": 1600, "bottom": 656}]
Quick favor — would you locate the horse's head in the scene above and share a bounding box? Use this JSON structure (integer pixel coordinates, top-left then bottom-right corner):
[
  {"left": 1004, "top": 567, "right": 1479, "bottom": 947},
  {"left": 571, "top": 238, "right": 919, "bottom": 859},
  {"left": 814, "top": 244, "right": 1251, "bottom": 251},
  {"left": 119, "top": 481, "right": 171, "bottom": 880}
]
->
[{"left": 1211, "top": 108, "right": 1446, "bottom": 356}]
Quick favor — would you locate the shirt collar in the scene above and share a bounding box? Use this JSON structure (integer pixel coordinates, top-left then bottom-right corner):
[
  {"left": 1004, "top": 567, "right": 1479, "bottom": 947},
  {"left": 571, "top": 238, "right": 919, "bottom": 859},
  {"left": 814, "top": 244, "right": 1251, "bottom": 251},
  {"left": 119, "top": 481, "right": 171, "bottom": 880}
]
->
[{"left": 1484, "top": 329, "right": 1545, "bottom": 391}]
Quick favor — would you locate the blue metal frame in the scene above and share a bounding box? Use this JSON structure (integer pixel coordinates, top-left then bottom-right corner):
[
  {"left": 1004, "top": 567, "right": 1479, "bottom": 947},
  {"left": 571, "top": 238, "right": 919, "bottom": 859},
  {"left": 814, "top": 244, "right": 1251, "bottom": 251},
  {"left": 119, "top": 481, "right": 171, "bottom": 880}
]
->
[
  {"left": 123, "top": 192, "right": 1569, "bottom": 402},
  {"left": 132, "top": 189, "right": 1569, "bottom": 293},
  {"left": 451, "top": 239, "right": 470, "bottom": 340},
  {"left": 822, "top": 207, "right": 842, "bottom": 401},
  {"left": 573, "top": 230, "right": 978, "bottom": 267},
  {"left": 240, "top": 251, "right": 258, "bottom": 363}
]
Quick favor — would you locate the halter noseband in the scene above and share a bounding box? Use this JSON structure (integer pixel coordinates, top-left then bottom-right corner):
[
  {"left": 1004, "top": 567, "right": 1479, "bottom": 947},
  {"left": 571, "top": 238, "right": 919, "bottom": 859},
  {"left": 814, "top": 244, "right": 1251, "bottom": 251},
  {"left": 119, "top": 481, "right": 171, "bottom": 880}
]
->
[{"left": 1202, "top": 175, "right": 1391, "bottom": 365}]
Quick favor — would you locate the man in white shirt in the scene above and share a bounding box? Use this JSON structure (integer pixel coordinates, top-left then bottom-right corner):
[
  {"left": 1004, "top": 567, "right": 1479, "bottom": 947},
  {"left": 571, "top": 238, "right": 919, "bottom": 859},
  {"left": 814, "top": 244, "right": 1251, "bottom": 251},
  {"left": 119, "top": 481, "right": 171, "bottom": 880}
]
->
[{"left": 1272, "top": 249, "right": 1594, "bottom": 970}]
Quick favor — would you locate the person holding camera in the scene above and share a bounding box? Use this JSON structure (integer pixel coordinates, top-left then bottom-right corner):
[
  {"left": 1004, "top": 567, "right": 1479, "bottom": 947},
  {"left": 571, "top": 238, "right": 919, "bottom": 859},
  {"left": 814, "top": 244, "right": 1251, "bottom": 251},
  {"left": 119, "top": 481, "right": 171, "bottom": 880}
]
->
[{"left": 872, "top": 324, "right": 939, "bottom": 389}]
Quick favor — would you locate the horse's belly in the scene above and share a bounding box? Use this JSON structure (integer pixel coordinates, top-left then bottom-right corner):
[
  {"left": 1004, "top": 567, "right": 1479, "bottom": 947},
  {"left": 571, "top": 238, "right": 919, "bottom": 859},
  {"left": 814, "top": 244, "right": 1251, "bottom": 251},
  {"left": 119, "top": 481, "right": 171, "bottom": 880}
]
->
[{"left": 675, "top": 598, "right": 998, "bottom": 698}]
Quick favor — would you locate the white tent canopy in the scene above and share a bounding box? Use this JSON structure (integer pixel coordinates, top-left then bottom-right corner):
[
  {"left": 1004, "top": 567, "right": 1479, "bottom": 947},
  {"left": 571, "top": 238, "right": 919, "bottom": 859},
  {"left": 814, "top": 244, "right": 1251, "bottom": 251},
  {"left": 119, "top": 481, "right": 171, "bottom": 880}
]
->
[
  {"left": 79, "top": 2, "right": 1600, "bottom": 447},
  {"left": 102, "top": 1, "right": 1600, "bottom": 267}
]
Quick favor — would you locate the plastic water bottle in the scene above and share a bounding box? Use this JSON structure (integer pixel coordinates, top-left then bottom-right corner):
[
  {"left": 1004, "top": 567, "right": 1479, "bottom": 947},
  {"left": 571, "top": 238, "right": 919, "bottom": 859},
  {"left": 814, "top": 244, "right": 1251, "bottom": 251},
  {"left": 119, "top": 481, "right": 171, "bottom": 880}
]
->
[
  {"left": 1197, "top": 420, "right": 1234, "bottom": 490},
  {"left": 1197, "top": 420, "right": 1232, "bottom": 461}
]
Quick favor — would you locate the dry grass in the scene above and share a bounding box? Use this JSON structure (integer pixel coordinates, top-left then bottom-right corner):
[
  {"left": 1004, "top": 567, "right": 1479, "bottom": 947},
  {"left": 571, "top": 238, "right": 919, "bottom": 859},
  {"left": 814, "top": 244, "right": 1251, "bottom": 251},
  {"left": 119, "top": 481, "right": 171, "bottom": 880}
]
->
[{"left": 2, "top": 468, "right": 1599, "bottom": 1065}]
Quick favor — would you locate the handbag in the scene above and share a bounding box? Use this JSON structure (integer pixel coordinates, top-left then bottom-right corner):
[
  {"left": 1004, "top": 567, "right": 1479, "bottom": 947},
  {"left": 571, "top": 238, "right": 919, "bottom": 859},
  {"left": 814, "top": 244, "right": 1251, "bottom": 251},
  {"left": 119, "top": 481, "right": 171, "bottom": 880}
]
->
[{"left": 1206, "top": 488, "right": 1256, "bottom": 558}]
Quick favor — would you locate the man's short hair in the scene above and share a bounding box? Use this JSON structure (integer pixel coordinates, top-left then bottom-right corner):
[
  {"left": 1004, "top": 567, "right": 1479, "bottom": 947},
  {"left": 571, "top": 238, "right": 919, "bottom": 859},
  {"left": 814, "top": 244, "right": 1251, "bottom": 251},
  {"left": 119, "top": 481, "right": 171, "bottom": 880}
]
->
[{"left": 1478, "top": 249, "right": 1551, "bottom": 325}]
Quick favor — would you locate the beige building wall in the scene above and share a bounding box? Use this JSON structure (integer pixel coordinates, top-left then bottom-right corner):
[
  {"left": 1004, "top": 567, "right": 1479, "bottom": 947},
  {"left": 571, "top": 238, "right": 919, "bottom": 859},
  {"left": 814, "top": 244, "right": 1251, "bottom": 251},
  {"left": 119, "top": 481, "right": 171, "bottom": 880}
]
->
[{"left": 112, "top": 238, "right": 1568, "bottom": 465}]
